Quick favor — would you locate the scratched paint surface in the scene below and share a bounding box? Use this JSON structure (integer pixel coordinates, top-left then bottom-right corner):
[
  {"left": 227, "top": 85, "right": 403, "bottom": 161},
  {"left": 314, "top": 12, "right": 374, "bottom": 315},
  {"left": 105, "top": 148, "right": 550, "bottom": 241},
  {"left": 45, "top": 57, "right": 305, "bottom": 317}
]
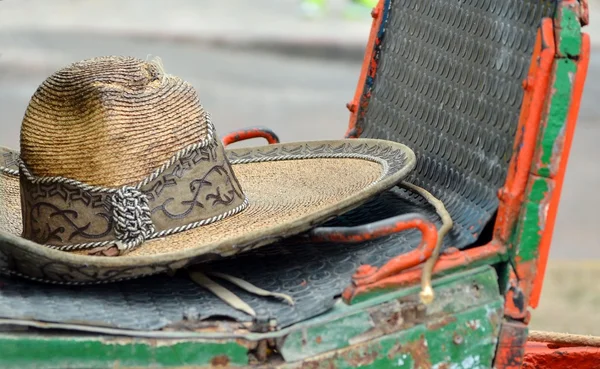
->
[
  {"left": 534, "top": 58, "right": 578, "bottom": 178},
  {"left": 515, "top": 57, "right": 577, "bottom": 263},
  {"left": 515, "top": 177, "right": 552, "bottom": 262},
  {"left": 281, "top": 299, "right": 504, "bottom": 369},
  {"left": 557, "top": 4, "right": 582, "bottom": 57},
  {"left": 509, "top": 1, "right": 583, "bottom": 313},
  {"left": 0, "top": 336, "right": 249, "bottom": 368},
  {"left": 280, "top": 266, "right": 501, "bottom": 362},
  {"left": 0, "top": 267, "right": 499, "bottom": 369}
]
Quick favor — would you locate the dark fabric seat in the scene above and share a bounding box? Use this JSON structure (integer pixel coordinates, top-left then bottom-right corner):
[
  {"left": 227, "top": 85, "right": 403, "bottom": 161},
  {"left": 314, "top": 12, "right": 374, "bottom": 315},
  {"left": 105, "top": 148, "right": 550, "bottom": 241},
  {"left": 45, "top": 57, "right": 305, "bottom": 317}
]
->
[{"left": 0, "top": 0, "right": 557, "bottom": 333}]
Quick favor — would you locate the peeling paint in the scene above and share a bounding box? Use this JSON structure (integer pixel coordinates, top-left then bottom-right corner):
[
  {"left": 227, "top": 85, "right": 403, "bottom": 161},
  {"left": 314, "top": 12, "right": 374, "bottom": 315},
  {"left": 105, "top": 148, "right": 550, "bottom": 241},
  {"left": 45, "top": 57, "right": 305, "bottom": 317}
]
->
[
  {"left": 466, "top": 320, "right": 481, "bottom": 331},
  {"left": 449, "top": 355, "right": 482, "bottom": 369}
]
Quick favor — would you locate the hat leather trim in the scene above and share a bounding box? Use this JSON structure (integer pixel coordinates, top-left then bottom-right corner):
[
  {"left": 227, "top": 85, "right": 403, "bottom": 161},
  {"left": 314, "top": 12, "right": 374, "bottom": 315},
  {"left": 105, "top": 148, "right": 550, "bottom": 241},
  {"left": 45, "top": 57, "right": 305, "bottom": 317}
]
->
[{"left": 0, "top": 138, "right": 416, "bottom": 284}]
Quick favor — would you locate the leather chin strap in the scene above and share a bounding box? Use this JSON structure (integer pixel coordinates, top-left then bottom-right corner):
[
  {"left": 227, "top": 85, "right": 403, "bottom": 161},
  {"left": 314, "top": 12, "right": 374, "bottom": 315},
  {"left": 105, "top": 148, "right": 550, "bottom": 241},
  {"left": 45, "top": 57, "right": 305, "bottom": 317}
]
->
[{"left": 188, "top": 270, "right": 295, "bottom": 318}]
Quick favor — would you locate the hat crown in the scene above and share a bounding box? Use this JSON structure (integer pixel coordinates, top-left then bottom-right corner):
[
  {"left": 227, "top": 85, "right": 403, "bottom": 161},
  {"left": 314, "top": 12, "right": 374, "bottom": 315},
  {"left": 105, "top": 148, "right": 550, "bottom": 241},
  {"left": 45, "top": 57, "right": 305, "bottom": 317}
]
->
[
  {"left": 20, "top": 56, "right": 208, "bottom": 187},
  {"left": 18, "top": 56, "right": 249, "bottom": 255}
]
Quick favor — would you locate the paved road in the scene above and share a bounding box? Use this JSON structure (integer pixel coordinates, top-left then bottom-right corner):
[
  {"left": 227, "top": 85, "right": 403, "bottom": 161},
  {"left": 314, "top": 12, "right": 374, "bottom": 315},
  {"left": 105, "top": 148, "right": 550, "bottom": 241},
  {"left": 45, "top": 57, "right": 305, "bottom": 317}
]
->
[
  {"left": 0, "top": 31, "right": 361, "bottom": 146},
  {"left": 0, "top": 32, "right": 598, "bottom": 258}
]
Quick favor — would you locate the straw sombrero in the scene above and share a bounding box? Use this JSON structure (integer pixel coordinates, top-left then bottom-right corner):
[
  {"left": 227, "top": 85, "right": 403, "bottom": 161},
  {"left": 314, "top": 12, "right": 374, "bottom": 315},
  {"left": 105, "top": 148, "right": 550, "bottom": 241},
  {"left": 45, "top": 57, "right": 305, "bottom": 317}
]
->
[{"left": 0, "top": 56, "right": 416, "bottom": 284}]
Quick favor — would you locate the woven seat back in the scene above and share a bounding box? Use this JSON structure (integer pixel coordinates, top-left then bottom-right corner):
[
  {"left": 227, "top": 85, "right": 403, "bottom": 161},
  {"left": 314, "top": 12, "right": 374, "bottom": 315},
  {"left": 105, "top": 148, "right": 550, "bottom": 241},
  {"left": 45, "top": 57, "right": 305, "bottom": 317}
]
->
[{"left": 352, "top": 0, "right": 557, "bottom": 244}]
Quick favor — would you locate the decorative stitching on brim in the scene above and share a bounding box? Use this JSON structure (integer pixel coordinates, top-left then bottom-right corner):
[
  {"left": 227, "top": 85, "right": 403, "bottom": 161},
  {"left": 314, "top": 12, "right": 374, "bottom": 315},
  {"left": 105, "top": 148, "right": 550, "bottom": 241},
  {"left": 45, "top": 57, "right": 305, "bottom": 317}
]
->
[
  {"left": 0, "top": 267, "right": 155, "bottom": 286},
  {"left": 0, "top": 149, "right": 19, "bottom": 176},
  {"left": 0, "top": 167, "right": 18, "bottom": 176},
  {"left": 16, "top": 130, "right": 392, "bottom": 254},
  {"left": 0, "top": 140, "right": 411, "bottom": 285},
  {"left": 231, "top": 152, "right": 390, "bottom": 185}
]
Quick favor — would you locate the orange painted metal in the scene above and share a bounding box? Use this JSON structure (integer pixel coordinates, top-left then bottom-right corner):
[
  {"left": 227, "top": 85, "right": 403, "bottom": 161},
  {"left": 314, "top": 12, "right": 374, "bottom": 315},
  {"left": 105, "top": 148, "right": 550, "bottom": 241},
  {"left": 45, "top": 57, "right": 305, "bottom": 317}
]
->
[
  {"left": 504, "top": 259, "right": 536, "bottom": 321},
  {"left": 522, "top": 342, "right": 600, "bottom": 369},
  {"left": 493, "top": 321, "right": 529, "bottom": 369},
  {"left": 344, "top": 218, "right": 438, "bottom": 286},
  {"left": 306, "top": 214, "right": 437, "bottom": 245},
  {"left": 343, "top": 18, "right": 556, "bottom": 304},
  {"left": 222, "top": 127, "right": 280, "bottom": 146},
  {"left": 345, "top": 0, "right": 385, "bottom": 138},
  {"left": 342, "top": 243, "right": 504, "bottom": 303},
  {"left": 494, "top": 18, "right": 556, "bottom": 245},
  {"left": 530, "top": 32, "right": 591, "bottom": 308}
]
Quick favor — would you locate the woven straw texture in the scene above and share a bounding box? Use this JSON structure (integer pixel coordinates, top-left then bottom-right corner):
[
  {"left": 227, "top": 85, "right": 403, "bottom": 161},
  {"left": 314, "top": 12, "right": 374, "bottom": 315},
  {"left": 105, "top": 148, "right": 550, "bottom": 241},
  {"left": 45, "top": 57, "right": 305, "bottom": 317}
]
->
[
  {"left": 87, "top": 158, "right": 384, "bottom": 257},
  {"left": 0, "top": 172, "right": 20, "bottom": 235},
  {"left": 0, "top": 139, "right": 415, "bottom": 282},
  {"left": 20, "top": 56, "right": 208, "bottom": 187},
  {"left": 0, "top": 56, "right": 419, "bottom": 283}
]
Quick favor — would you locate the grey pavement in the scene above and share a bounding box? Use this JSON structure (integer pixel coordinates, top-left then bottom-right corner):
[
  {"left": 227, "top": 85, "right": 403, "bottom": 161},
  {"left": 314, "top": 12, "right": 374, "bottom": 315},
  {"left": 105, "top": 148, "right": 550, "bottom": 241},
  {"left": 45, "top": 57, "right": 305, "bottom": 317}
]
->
[
  {"left": 0, "top": 0, "right": 598, "bottom": 259},
  {"left": 0, "top": 0, "right": 373, "bottom": 61}
]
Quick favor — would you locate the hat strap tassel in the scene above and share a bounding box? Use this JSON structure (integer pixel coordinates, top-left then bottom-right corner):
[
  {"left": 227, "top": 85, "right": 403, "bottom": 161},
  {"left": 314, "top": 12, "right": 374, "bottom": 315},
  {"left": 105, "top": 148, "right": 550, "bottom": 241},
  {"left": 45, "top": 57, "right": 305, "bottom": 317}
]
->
[
  {"left": 208, "top": 271, "right": 295, "bottom": 306},
  {"left": 188, "top": 271, "right": 295, "bottom": 318}
]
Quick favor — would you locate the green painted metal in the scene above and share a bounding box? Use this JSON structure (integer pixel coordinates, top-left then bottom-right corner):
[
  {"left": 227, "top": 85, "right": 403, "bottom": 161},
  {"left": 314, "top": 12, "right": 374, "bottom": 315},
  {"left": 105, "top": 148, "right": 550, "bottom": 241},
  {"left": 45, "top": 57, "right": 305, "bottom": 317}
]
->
[
  {"left": 535, "top": 59, "right": 578, "bottom": 179},
  {"left": 280, "top": 266, "right": 501, "bottom": 362},
  {"left": 280, "top": 310, "right": 374, "bottom": 362},
  {"left": 347, "top": 253, "right": 507, "bottom": 305},
  {"left": 0, "top": 4, "right": 587, "bottom": 369},
  {"left": 281, "top": 298, "right": 504, "bottom": 369},
  {"left": 515, "top": 177, "right": 552, "bottom": 262},
  {"left": 0, "top": 336, "right": 249, "bottom": 369},
  {"left": 512, "top": 2, "right": 580, "bottom": 265},
  {"left": 556, "top": 4, "right": 583, "bottom": 57},
  {"left": 0, "top": 267, "right": 500, "bottom": 368}
]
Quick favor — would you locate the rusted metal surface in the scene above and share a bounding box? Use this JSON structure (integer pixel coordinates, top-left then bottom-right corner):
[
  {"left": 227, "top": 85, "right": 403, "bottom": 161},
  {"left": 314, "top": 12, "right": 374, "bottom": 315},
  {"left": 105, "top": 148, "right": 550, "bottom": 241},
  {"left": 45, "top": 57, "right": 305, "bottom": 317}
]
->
[
  {"left": 221, "top": 126, "right": 280, "bottom": 146},
  {"left": 492, "top": 321, "right": 529, "bottom": 369},
  {"left": 386, "top": 336, "right": 432, "bottom": 368},
  {"left": 281, "top": 290, "right": 504, "bottom": 369},
  {"left": 503, "top": 259, "right": 537, "bottom": 321},
  {"left": 580, "top": 0, "right": 590, "bottom": 26},
  {"left": 553, "top": 0, "right": 583, "bottom": 58},
  {"left": 279, "top": 267, "right": 501, "bottom": 363},
  {"left": 522, "top": 342, "right": 600, "bottom": 369}
]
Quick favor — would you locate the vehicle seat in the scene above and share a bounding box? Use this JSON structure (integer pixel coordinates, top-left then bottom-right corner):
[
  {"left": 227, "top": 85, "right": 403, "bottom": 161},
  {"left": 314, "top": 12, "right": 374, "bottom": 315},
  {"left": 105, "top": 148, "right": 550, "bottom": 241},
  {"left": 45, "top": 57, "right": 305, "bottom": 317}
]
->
[{"left": 0, "top": 0, "right": 558, "bottom": 332}]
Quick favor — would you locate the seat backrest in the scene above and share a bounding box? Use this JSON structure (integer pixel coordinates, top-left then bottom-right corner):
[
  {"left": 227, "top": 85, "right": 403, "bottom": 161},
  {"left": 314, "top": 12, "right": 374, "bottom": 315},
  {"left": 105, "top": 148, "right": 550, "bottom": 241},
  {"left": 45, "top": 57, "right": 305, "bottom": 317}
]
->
[{"left": 349, "top": 0, "right": 556, "bottom": 246}]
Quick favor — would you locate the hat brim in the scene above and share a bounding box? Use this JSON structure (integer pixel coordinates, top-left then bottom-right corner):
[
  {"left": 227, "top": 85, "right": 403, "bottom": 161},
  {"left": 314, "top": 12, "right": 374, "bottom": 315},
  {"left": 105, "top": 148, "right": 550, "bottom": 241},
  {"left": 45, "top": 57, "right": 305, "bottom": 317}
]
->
[{"left": 0, "top": 139, "right": 415, "bottom": 284}]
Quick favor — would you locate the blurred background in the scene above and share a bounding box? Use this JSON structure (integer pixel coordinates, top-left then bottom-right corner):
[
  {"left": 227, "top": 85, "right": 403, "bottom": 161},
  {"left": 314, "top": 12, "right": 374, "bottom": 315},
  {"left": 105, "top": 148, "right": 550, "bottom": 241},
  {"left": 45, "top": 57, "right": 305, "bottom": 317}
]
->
[{"left": 0, "top": 0, "right": 598, "bottom": 334}]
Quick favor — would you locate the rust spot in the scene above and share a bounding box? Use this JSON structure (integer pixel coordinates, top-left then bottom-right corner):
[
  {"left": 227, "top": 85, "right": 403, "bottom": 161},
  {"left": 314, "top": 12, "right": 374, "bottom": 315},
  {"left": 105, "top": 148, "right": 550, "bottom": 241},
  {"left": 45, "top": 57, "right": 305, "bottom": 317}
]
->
[
  {"left": 299, "top": 361, "right": 320, "bottom": 369},
  {"left": 426, "top": 315, "right": 457, "bottom": 330},
  {"left": 210, "top": 355, "right": 230, "bottom": 367},
  {"left": 315, "top": 336, "right": 323, "bottom": 344},
  {"left": 443, "top": 247, "right": 459, "bottom": 255},
  {"left": 453, "top": 333, "right": 464, "bottom": 345},
  {"left": 466, "top": 319, "right": 481, "bottom": 330},
  {"left": 387, "top": 335, "right": 431, "bottom": 368},
  {"left": 522, "top": 77, "right": 535, "bottom": 90},
  {"left": 344, "top": 349, "right": 379, "bottom": 367},
  {"left": 371, "top": 8, "right": 380, "bottom": 19},
  {"left": 254, "top": 340, "right": 269, "bottom": 363}
]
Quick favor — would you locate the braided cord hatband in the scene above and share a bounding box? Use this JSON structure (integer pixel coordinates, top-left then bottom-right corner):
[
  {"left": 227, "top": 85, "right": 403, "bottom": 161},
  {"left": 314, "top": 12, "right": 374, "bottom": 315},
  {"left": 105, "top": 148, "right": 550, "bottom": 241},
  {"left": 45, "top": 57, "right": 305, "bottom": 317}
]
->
[
  {"left": 15, "top": 113, "right": 251, "bottom": 253},
  {"left": 0, "top": 167, "right": 18, "bottom": 176}
]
